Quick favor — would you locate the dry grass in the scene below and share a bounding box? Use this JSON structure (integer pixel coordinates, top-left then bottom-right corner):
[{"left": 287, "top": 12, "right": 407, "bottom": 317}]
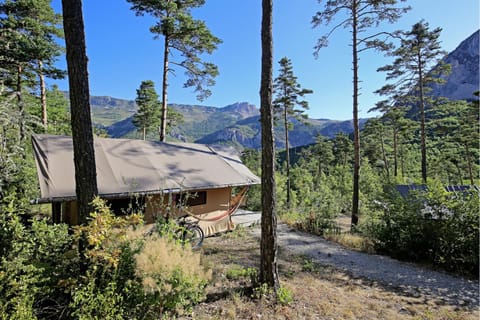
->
[
  {"left": 324, "top": 232, "right": 376, "bottom": 254},
  {"left": 134, "top": 234, "right": 212, "bottom": 294},
  {"left": 181, "top": 227, "right": 479, "bottom": 320}
]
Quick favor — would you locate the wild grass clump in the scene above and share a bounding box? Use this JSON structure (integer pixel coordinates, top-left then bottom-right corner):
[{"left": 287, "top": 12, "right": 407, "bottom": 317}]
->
[
  {"left": 225, "top": 264, "right": 258, "bottom": 284},
  {"left": 135, "top": 234, "right": 212, "bottom": 316},
  {"left": 324, "top": 232, "right": 376, "bottom": 254}
]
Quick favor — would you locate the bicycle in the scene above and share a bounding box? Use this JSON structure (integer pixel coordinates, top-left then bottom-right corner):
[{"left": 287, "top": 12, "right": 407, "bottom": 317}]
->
[
  {"left": 144, "top": 215, "right": 204, "bottom": 250},
  {"left": 175, "top": 215, "right": 204, "bottom": 249}
]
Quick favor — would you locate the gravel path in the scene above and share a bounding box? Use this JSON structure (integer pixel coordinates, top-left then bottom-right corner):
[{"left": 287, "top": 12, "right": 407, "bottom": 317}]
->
[{"left": 250, "top": 223, "right": 479, "bottom": 308}]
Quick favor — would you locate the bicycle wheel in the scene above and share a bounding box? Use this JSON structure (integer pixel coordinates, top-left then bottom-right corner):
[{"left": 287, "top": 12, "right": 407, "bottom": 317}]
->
[{"left": 183, "top": 225, "right": 204, "bottom": 249}]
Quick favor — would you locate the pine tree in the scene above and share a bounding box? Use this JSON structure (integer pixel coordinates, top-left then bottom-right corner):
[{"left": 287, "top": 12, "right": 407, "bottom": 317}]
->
[
  {"left": 259, "top": 0, "right": 279, "bottom": 293},
  {"left": 273, "top": 57, "right": 312, "bottom": 207},
  {"left": 362, "top": 118, "right": 391, "bottom": 177},
  {"left": 312, "top": 0, "right": 410, "bottom": 228},
  {"left": 376, "top": 21, "right": 451, "bottom": 183},
  {"left": 132, "top": 80, "right": 161, "bottom": 140},
  {"left": 314, "top": 134, "right": 334, "bottom": 177},
  {"left": 45, "top": 85, "right": 71, "bottom": 135},
  {"left": 332, "top": 132, "right": 354, "bottom": 168},
  {"left": 28, "top": 85, "right": 71, "bottom": 135},
  {"left": 0, "top": 0, "right": 65, "bottom": 133},
  {"left": 127, "top": 0, "right": 221, "bottom": 142},
  {"left": 431, "top": 98, "right": 479, "bottom": 185},
  {"left": 368, "top": 100, "right": 417, "bottom": 179},
  {"left": 61, "top": 0, "right": 98, "bottom": 222}
]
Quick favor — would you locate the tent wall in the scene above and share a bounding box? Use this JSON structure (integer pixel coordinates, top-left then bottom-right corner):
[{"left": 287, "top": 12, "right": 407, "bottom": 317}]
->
[
  {"left": 144, "top": 194, "right": 172, "bottom": 223},
  {"left": 186, "top": 188, "right": 234, "bottom": 236},
  {"left": 187, "top": 188, "right": 230, "bottom": 215},
  {"left": 52, "top": 187, "right": 236, "bottom": 236},
  {"left": 144, "top": 187, "right": 234, "bottom": 236}
]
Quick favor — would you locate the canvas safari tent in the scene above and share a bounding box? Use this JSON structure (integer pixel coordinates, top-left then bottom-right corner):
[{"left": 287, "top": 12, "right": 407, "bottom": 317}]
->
[{"left": 32, "top": 134, "right": 260, "bottom": 236}]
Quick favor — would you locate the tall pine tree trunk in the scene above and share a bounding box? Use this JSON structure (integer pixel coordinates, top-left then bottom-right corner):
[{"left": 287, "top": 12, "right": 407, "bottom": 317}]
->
[
  {"left": 351, "top": 1, "right": 360, "bottom": 228},
  {"left": 259, "top": 0, "right": 279, "bottom": 292},
  {"left": 284, "top": 106, "right": 291, "bottom": 207},
  {"left": 465, "top": 144, "right": 474, "bottom": 185},
  {"left": 160, "top": 35, "right": 169, "bottom": 142},
  {"left": 393, "top": 129, "right": 398, "bottom": 177},
  {"left": 16, "top": 65, "right": 26, "bottom": 144},
  {"left": 400, "top": 142, "right": 406, "bottom": 177},
  {"left": 38, "top": 61, "right": 48, "bottom": 131},
  {"left": 417, "top": 52, "right": 427, "bottom": 184},
  {"left": 62, "top": 0, "right": 98, "bottom": 223},
  {"left": 380, "top": 129, "right": 389, "bottom": 177}
]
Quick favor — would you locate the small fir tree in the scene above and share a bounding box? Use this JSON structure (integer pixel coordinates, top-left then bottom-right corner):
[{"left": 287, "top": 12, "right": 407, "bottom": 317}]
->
[
  {"left": 273, "top": 57, "right": 312, "bottom": 208},
  {"left": 132, "top": 80, "right": 161, "bottom": 140}
]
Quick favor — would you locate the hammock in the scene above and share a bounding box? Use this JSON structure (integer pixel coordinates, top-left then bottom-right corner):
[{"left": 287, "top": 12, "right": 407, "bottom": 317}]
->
[{"left": 186, "top": 186, "right": 249, "bottom": 222}]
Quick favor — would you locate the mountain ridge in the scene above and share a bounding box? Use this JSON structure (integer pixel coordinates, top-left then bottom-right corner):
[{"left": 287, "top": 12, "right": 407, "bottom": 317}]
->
[
  {"left": 430, "top": 29, "right": 479, "bottom": 101},
  {"left": 99, "top": 101, "right": 359, "bottom": 148},
  {"left": 90, "top": 31, "right": 478, "bottom": 149}
]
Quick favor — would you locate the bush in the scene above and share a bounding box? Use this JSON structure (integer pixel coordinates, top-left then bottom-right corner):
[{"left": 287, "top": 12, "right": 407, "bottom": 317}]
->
[
  {"left": 435, "top": 191, "right": 479, "bottom": 275},
  {"left": 0, "top": 209, "right": 76, "bottom": 319},
  {"left": 277, "top": 285, "right": 294, "bottom": 305},
  {"left": 367, "top": 183, "right": 479, "bottom": 277},
  {"left": 70, "top": 278, "right": 125, "bottom": 320},
  {"left": 0, "top": 197, "right": 212, "bottom": 319},
  {"left": 244, "top": 184, "right": 261, "bottom": 211},
  {"left": 135, "top": 234, "right": 212, "bottom": 317},
  {"left": 279, "top": 168, "right": 341, "bottom": 235}
]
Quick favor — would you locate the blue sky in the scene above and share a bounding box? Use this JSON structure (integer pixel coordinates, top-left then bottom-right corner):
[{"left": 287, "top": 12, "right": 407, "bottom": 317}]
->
[{"left": 50, "top": 0, "right": 479, "bottom": 120}]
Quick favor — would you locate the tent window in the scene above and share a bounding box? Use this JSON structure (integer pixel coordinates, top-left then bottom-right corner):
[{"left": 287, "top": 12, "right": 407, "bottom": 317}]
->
[
  {"left": 179, "top": 191, "right": 207, "bottom": 207},
  {"left": 107, "top": 197, "right": 145, "bottom": 216}
]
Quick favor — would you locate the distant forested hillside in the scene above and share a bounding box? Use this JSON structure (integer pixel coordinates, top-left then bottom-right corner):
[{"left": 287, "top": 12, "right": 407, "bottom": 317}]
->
[{"left": 90, "top": 98, "right": 365, "bottom": 149}]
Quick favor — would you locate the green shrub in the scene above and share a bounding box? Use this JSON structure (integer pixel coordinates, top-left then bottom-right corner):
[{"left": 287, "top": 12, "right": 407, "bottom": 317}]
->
[
  {"left": 435, "top": 191, "right": 479, "bottom": 275},
  {"left": 70, "top": 277, "right": 125, "bottom": 320},
  {"left": 226, "top": 265, "right": 258, "bottom": 282},
  {"left": 0, "top": 255, "right": 41, "bottom": 319},
  {"left": 277, "top": 285, "right": 294, "bottom": 305},
  {"left": 301, "top": 258, "right": 318, "bottom": 272},
  {"left": 67, "top": 198, "right": 155, "bottom": 319},
  {"left": 367, "top": 183, "right": 479, "bottom": 276},
  {"left": 0, "top": 209, "right": 80, "bottom": 319},
  {"left": 0, "top": 197, "right": 212, "bottom": 319},
  {"left": 279, "top": 169, "right": 342, "bottom": 235},
  {"left": 244, "top": 184, "right": 261, "bottom": 211}
]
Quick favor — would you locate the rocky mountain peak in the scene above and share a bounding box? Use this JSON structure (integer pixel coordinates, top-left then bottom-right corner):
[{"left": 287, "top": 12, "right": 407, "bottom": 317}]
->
[
  {"left": 431, "top": 30, "right": 479, "bottom": 100},
  {"left": 219, "top": 102, "right": 259, "bottom": 118}
]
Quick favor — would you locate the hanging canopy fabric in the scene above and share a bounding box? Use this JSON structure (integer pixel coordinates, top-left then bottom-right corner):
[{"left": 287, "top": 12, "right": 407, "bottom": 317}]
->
[{"left": 32, "top": 134, "right": 260, "bottom": 203}]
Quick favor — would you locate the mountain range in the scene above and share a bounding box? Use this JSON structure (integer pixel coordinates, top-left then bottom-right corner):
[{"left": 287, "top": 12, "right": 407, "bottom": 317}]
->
[
  {"left": 91, "top": 30, "right": 479, "bottom": 150},
  {"left": 98, "top": 100, "right": 367, "bottom": 149}
]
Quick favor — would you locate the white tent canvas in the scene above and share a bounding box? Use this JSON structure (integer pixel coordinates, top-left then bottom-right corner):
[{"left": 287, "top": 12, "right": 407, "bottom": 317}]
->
[
  {"left": 33, "top": 134, "right": 259, "bottom": 201},
  {"left": 32, "top": 134, "right": 260, "bottom": 235}
]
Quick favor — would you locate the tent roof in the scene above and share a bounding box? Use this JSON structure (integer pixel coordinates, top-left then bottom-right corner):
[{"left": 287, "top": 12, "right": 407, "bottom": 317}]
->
[
  {"left": 32, "top": 134, "right": 260, "bottom": 203},
  {"left": 395, "top": 184, "right": 479, "bottom": 198}
]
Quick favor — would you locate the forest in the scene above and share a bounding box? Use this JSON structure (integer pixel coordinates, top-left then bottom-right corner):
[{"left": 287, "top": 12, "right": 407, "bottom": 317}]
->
[{"left": 0, "top": 0, "right": 478, "bottom": 319}]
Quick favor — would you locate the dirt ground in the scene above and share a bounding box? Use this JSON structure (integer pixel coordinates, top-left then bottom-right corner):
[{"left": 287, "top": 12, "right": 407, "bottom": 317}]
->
[{"left": 181, "top": 226, "right": 479, "bottom": 320}]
